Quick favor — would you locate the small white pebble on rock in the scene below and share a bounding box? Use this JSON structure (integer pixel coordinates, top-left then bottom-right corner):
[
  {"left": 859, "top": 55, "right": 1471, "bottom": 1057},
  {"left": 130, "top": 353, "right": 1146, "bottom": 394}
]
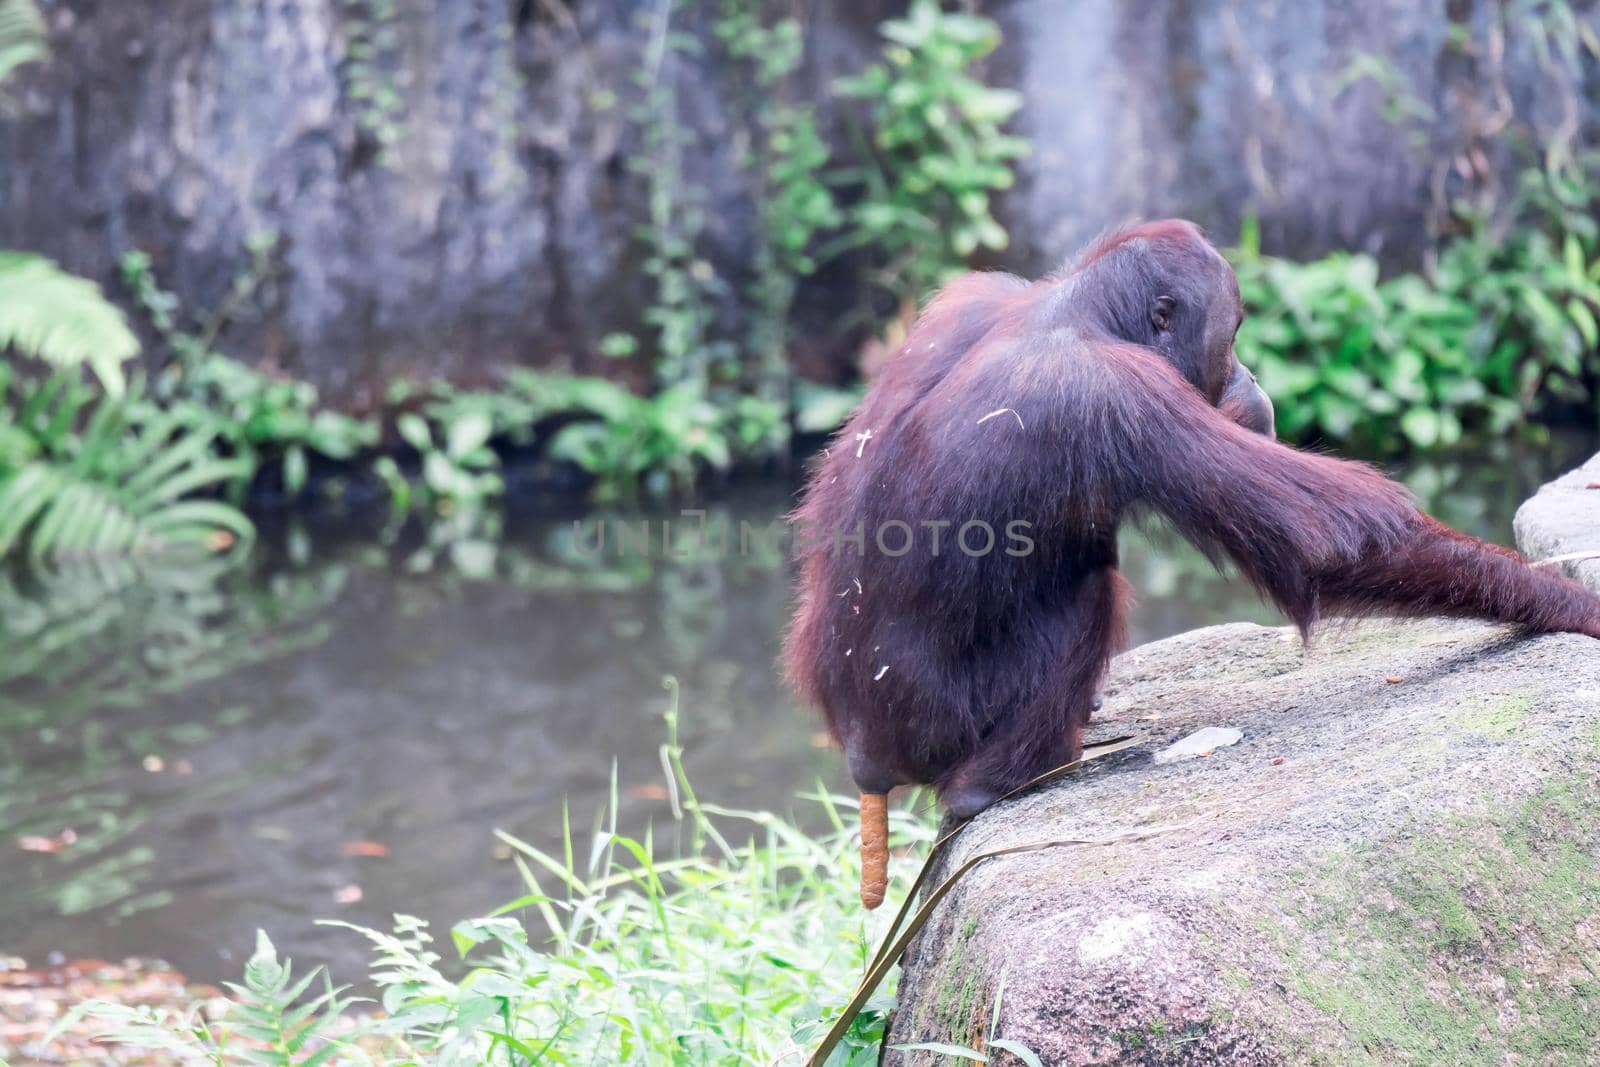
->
[{"left": 1154, "top": 726, "right": 1243, "bottom": 765}]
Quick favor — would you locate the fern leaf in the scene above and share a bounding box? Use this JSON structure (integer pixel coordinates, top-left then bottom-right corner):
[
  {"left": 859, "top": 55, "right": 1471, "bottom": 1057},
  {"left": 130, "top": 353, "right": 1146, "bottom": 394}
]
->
[
  {"left": 134, "top": 455, "right": 254, "bottom": 510},
  {"left": 0, "top": 252, "right": 139, "bottom": 396},
  {"left": 140, "top": 500, "right": 256, "bottom": 542},
  {"left": 123, "top": 423, "right": 226, "bottom": 498},
  {"left": 0, "top": 0, "right": 46, "bottom": 85},
  {"left": 0, "top": 422, "right": 252, "bottom": 560},
  {"left": 0, "top": 462, "right": 56, "bottom": 551}
]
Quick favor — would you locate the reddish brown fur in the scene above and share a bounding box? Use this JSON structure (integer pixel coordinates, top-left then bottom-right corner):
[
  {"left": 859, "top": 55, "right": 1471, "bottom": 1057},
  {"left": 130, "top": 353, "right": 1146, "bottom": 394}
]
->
[
  {"left": 1074, "top": 219, "right": 1206, "bottom": 270},
  {"left": 785, "top": 220, "right": 1600, "bottom": 816}
]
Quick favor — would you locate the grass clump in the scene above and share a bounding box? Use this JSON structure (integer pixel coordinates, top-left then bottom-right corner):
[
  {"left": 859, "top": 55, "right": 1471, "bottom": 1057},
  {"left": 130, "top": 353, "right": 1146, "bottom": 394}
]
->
[{"left": 61, "top": 695, "right": 935, "bottom": 1066}]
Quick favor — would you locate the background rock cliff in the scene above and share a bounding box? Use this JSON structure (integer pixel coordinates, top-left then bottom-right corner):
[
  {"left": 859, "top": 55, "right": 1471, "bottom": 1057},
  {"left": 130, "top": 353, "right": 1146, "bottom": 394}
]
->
[{"left": 1, "top": 1, "right": 1592, "bottom": 403}]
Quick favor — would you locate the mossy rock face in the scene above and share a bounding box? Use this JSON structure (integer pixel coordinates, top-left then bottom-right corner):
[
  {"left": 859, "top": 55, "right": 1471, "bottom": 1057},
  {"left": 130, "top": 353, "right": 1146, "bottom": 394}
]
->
[{"left": 887, "top": 619, "right": 1600, "bottom": 1066}]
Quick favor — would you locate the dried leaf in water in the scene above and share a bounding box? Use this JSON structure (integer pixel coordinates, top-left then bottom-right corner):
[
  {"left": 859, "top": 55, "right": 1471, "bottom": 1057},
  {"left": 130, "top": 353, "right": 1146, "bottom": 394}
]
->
[{"left": 17, "top": 835, "right": 66, "bottom": 853}]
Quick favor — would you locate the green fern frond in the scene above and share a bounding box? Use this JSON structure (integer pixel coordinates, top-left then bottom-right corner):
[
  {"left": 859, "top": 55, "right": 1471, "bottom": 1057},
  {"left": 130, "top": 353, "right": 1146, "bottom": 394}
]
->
[
  {"left": 0, "top": 252, "right": 140, "bottom": 396},
  {"left": 218, "top": 931, "right": 357, "bottom": 1066},
  {"left": 0, "top": 373, "right": 253, "bottom": 558},
  {"left": 0, "top": 460, "right": 253, "bottom": 558},
  {"left": 0, "top": 0, "right": 46, "bottom": 85}
]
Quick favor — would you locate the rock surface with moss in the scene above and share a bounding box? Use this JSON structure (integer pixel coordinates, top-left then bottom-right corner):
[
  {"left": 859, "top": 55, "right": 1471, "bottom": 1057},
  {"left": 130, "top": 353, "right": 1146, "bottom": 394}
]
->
[{"left": 886, "top": 616, "right": 1600, "bottom": 1065}]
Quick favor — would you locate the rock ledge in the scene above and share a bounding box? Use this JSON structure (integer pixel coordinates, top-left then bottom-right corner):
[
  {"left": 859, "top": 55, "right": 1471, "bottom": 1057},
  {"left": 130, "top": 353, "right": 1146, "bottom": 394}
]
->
[
  {"left": 888, "top": 618, "right": 1600, "bottom": 1065},
  {"left": 1514, "top": 450, "right": 1600, "bottom": 594}
]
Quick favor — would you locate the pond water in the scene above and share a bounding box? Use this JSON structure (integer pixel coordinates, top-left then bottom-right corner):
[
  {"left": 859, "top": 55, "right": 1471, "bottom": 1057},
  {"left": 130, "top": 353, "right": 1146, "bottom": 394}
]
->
[{"left": 0, "top": 435, "right": 1592, "bottom": 983}]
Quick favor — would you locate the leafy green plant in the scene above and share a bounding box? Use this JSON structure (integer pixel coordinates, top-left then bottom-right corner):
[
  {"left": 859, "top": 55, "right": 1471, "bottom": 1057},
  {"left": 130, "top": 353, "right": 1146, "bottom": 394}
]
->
[
  {"left": 833, "top": 0, "right": 1027, "bottom": 309},
  {"left": 375, "top": 371, "right": 621, "bottom": 512},
  {"left": 121, "top": 245, "right": 379, "bottom": 497},
  {"left": 1438, "top": 163, "right": 1600, "bottom": 416},
  {"left": 223, "top": 932, "right": 358, "bottom": 1065},
  {"left": 715, "top": 0, "right": 842, "bottom": 452},
  {"left": 396, "top": 408, "right": 503, "bottom": 513},
  {"left": 1233, "top": 160, "right": 1600, "bottom": 452},
  {"left": 55, "top": 931, "right": 358, "bottom": 1065},
  {"left": 628, "top": 1, "right": 735, "bottom": 398},
  {"left": 548, "top": 379, "right": 732, "bottom": 500},
  {"left": 0, "top": 252, "right": 140, "bottom": 397},
  {"left": 0, "top": 368, "right": 254, "bottom": 558},
  {"left": 340, "top": 0, "right": 406, "bottom": 164},
  {"left": 176, "top": 356, "right": 378, "bottom": 497},
  {"left": 121, "top": 235, "right": 280, "bottom": 390},
  {"left": 326, "top": 771, "right": 927, "bottom": 1064}
]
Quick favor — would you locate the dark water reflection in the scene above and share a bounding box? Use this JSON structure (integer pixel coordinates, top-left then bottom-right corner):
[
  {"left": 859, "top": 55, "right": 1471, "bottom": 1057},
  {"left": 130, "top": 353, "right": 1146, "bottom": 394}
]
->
[{"left": 0, "top": 434, "right": 1591, "bottom": 982}]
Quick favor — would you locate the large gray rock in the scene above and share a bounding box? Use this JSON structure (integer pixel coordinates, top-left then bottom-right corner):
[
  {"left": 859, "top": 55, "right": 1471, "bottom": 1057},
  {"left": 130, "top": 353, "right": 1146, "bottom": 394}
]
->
[
  {"left": 887, "top": 619, "right": 1600, "bottom": 1065},
  {"left": 1, "top": 3, "right": 1593, "bottom": 397},
  {"left": 1515, "top": 451, "right": 1600, "bottom": 595}
]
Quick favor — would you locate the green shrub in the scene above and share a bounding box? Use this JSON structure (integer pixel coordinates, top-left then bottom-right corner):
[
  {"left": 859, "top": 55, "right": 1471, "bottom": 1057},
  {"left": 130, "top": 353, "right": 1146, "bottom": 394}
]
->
[
  {"left": 833, "top": 0, "right": 1028, "bottom": 308},
  {"left": 1233, "top": 164, "right": 1600, "bottom": 451},
  {"left": 122, "top": 247, "right": 379, "bottom": 499},
  {"left": 546, "top": 377, "right": 735, "bottom": 501},
  {"left": 394, "top": 407, "right": 503, "bottom": 512},
  {"left": 0, "top": 368, "right": 254, "bottom": 558}
]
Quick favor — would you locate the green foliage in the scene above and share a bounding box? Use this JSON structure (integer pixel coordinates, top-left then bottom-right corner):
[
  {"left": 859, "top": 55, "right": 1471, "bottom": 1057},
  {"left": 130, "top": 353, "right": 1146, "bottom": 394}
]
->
[
  {"left": 224, "top": 931, "right": 358, "bottom": 1065},
  {"left": 0, "top": 368, "right": 254, "bottom": 559},
  {"left": 532, "top": 1, "right": 1025, "bottom": 488},
  {"left": 174, "top": 356, "right": 379, "bottom": 496},
  {"left": 1234, "top": 162, "right": 1600, "bottom": 451},
  {"left": 615, "top": 1, "right": 1027, "bottom": 468},
  {"left": 715, "top": 0, "right": 842, "bottom": 446},
  {"left": 0, "top": 0, "right": 46, "bottom": 87},
  {"left": 548, "top": 378, "right": 734, "bottom": 500},
  {"left": 340, "top": 0, "right": 406, "bottom": 163},
  {"left": 373, "top": 370, "right": 753, "bottom": 509},
  {"left": 628, "top": 2, "right": 734, "bottom": 398},
  {"left": 0, "top": 252, "right": 140, "bottom": 396},
  {"left": 121, "top": 245, "right": 379, "bottom": 498},
  {"left": 55, "top": 932, "right": 358, "bottom": 1065},
  {"left": 396, "top": 407, "right": 502, "bottom": 512},
  {"left": 834, "top": 0, "right": 1027, "bottom": 306},
  {"left": 121, "top": 236, "right": 278, "bottom": 386},
  {"left": 757, "top": 106, "right": 840, "bottom": 277},
  {"left": 67, "top": 704, "right": 936, "bottom": 1065},
  {"left": 1240, "top": 0, "right": 1600, "bottom": 451},
  {"left": 1439, "top": 163, "right": 1600, "bottom": 413}
]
